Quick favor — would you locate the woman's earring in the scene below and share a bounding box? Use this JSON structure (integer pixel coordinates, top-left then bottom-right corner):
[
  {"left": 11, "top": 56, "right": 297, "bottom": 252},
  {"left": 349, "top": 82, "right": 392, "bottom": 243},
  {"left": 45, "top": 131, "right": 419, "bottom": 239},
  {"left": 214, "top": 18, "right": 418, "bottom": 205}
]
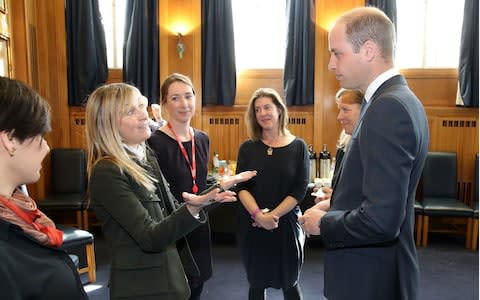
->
[{"left": 8, "top": 147, "right": 16, "bottom": 157}]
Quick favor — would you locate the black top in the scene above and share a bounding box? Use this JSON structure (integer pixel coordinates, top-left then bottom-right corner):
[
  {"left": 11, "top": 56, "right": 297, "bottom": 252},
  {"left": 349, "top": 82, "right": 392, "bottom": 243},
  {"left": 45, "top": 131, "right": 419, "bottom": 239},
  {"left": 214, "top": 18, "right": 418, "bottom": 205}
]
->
[
  {"left": 148, "top": 129, "right": 212, "bottom": 287},
  {"left": 235, "top": 137, "right": 309, "bottom": 289},
  {"left": 0, "top": 219, "right": 88, "bottom": 300}
]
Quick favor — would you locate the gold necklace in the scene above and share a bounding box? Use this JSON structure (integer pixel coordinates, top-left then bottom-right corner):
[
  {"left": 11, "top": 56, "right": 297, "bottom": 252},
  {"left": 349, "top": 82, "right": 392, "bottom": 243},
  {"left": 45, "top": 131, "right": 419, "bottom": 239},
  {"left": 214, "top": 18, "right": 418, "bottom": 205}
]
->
[
  {"left": 267, "top": 147, "right": 273, "bottom": 156},
  {"left": 264, "top": 135, "right": 280, "bottom": 156}
]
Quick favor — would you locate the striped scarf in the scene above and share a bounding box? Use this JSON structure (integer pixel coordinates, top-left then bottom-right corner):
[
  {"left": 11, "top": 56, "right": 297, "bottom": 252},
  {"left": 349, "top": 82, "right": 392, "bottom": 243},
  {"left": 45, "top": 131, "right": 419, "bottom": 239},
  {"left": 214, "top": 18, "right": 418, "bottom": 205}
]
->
[{"left": 0, "top": 189, "right": 63, "bottom": 247}]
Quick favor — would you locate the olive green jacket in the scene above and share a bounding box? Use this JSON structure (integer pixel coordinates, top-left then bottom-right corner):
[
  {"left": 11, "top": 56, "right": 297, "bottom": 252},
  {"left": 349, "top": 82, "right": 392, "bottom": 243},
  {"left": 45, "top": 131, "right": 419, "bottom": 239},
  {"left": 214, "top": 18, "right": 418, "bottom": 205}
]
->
[{"left": 89, "top": 151, "right": 206, "bottom": 300}]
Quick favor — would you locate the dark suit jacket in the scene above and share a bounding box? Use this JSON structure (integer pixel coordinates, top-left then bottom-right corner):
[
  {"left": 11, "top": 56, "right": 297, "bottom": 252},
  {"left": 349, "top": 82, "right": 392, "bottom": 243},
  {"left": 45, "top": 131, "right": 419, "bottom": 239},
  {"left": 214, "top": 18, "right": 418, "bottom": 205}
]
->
[
  {"left": 89, "top": 150, "right": 206, "bottom": 300},
  {"left": 321, "top": 75, "right": 429, "bottom": 300}
]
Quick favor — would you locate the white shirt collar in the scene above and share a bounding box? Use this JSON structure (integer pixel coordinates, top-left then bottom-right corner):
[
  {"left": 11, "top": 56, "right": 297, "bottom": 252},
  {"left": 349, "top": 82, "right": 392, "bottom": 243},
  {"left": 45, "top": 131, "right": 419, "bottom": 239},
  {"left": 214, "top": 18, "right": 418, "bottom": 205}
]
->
[{"left": 364, "top": 68, "right": 400, "bottom": 102}]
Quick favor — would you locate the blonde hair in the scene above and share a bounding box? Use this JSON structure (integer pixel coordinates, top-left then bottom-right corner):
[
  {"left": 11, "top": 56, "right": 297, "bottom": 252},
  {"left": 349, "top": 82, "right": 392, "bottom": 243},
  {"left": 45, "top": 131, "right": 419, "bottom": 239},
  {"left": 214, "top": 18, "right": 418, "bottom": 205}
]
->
[
  {"left": 85, "top": 83, "right": 157, "bottom": 192},
  {"left": 335, "top": 88, "right": 364, "bottom": 105},
  {"left": 245, "top": 88, "right": 289, "bottom": 141}
]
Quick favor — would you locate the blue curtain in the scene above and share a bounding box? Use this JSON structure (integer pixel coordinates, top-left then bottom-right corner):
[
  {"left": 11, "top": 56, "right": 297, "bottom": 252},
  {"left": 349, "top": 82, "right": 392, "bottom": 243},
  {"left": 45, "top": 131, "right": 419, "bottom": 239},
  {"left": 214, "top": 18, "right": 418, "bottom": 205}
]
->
[
  {"left": 201, "top": 0, "right": 236, "bottom": 106},
  {"left": 283, "top": 0, "right": 315, "bottom": 106},
  {"left": 66, "top": 0, "right": 107, "bottom": 106},
  {"left": 365, "top": 0, "right": 397, "bottom": 29},
  {"left": 458, "top": 0, "right": 478, "bottom": 107},
  {"left": 123, "top": 0, "right": 159, "bottom": 104}
]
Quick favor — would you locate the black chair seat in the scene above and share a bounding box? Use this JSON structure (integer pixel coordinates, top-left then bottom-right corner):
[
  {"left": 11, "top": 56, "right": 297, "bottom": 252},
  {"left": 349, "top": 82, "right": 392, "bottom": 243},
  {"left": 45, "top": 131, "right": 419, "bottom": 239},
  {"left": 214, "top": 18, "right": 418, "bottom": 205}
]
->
[
  {"left": 423, "top": 197, "right": 473, "bottom": 217},
  {"left": 474, "top": 201, "right": 479, "bottom": 218},
  {"left": 414, "top": 201, "right": 423, "bottom": 213},
  {"left": 38, "top": 193, "right": 85, "bottom": 210},
  {"left": 57, "top": 224, "right": 94, "bottom": 248}
]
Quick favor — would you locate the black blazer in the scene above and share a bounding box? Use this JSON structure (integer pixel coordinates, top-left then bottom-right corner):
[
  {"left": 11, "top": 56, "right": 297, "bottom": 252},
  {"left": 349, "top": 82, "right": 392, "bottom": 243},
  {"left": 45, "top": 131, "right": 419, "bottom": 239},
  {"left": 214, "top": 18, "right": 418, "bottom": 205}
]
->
[
  {"left": 0, "top": 219, "right": 88, "bottom": 299},
  {"left": 321, "top": 75, "right": 429, "bottom": 300}
]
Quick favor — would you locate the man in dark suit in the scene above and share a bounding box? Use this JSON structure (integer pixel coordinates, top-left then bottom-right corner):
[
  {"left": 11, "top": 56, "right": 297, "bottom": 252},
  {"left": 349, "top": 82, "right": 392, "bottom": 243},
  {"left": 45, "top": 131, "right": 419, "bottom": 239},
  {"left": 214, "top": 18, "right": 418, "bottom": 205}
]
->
[{"left": 299, "top": 7, "right": 429, "bottom": 300}]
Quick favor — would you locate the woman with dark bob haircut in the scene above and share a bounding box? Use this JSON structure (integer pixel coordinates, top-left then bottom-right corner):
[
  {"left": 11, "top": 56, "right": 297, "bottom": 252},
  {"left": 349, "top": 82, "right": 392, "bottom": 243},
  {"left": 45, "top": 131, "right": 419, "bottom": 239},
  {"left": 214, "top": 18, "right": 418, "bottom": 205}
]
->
[{"left": 0, "top": 76, "right": 88, "bottom": 299}]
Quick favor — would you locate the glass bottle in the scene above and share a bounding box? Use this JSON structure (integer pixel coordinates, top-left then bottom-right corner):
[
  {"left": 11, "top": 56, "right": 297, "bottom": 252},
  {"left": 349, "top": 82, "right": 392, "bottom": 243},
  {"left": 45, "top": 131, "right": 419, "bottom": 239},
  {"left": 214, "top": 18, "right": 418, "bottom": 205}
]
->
[
  {"left": 212, "top": 152, "right": 219, "bottom": 174},
  {"left": 319, "top": 144, "right": 331, "bottom": 179},
  {"left": 308, "top": 145, "right": 317, "bottom": 183}
]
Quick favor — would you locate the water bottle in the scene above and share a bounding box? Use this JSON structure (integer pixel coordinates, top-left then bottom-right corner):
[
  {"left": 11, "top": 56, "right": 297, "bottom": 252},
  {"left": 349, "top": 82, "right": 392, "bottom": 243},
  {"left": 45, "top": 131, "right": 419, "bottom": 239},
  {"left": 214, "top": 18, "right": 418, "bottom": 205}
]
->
[
  {"left": 212, "top": 152, "right": 220, "bottom": 174},
  {"left": 308, "top": 145, "right": 317, "bottom": 183},
  {"left": 319, "top": 144, "right": 331, "bottom": 179}
]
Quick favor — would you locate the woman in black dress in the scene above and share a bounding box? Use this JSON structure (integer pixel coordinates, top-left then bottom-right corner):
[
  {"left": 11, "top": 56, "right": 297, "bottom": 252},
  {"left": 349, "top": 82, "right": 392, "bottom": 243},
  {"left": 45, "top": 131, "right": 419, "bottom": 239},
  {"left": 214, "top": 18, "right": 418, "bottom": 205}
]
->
[
  {"left": 148, "top": 73, "right": 257, "bottom": 299},
  {"left": 235, "top": 88, "right": 309, "bottom": 300},
  {"left": 148, "top": 73, "right": 211, "bottom": 299}
]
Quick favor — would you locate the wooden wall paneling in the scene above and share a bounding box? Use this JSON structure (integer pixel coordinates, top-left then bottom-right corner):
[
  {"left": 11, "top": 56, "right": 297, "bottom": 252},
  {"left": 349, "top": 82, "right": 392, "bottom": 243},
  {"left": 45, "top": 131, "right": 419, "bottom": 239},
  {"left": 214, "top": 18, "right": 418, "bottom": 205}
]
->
[
  {"left": 202, "top": 108, "right": 316, "bottom": 170},
  {"left": 31, "top": 0, "right": 69, "bottom": 148},
  {"left": 401, "top": 69, "right": 458, "bottom": 107},
  {"left": 202, "top": 111, "right": 247, "bottom": 166},
  {"left": 236, "top": 69, "right": 285, "bottom": 105},
  {"left": 69, "top": 107, "right": 87, "bottom": 149},
  {"left": 9, "top": 0, "right": 30, "bottom": 82},
  {"left": 9, "top": 0, "right": 43, "bottom": 199},
  {"left": 313, "top": 0, "right": 364, "bottom": 158},
  {"left": 0, "top": 0, "right": 12, "bottom": 78},
  {"left": 17, "top": 0, "right": 69, "bottom": 200},
  {"left": 159, "top": 0, "right": 202, "bottom": 129},
  {"left": 288, "top": 109, "right": 315, "bottom": 147},
  {"left": 106, "top": 68, "right": 123, "bottom": 84},
  {"left": 428, "top": 110, "right": 479, "bottom": 206}
]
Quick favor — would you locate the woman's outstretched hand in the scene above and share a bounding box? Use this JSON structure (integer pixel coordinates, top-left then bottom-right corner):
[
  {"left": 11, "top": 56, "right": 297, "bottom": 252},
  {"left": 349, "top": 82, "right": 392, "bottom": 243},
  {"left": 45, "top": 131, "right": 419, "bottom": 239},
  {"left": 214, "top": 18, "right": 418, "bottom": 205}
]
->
[
  {"left": 221, "top": 170, "right": 257, "bottom": 189},
  {"left": 182, "top": 189, "right": 237, "bottom": 207}
]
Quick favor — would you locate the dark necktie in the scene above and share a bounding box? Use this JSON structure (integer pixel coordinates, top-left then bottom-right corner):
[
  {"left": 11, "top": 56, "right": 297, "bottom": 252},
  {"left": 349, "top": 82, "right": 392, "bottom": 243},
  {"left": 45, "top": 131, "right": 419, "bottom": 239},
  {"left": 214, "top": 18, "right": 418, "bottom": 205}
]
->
[{"left": 359, "top": 97, "right": 368, "bottom": 118}]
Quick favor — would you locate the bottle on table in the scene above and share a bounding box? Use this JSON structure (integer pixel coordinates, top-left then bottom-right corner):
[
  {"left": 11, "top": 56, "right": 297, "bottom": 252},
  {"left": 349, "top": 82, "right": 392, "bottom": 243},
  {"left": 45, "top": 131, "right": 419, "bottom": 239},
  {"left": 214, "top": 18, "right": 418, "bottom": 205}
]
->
[
  {"left": 308, "top": 145, "right": 317, "bottom": 183},
  {"left": 319, "top": 144, "right": 331, "bottom": 179},
  {"left": 212, "top": 151, "right": 220, "bottom": 174}
]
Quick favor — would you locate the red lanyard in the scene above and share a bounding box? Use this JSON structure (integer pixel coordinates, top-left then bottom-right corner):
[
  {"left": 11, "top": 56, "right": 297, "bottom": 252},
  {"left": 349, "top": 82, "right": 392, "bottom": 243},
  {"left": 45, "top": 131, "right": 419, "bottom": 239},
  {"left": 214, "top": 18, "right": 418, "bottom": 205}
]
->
[{"left": 167, "top": 122, "right": 198, "bottom": 193}]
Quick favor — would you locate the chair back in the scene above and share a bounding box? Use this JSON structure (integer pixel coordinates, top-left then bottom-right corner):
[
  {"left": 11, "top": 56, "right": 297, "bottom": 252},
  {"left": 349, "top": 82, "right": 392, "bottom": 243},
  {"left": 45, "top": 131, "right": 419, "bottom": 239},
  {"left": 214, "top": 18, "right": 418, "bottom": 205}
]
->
[
  {"left": 50, "top": 148, "right": 86, "bottom": 194},
  {"left": 422, "top": 152, "right": 457, "bottom": 199}
]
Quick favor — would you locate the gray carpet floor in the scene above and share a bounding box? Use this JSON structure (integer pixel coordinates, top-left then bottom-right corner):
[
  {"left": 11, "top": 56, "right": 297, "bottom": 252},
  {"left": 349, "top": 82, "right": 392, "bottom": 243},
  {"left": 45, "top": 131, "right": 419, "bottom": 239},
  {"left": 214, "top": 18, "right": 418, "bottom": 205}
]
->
[{"left": 83, "top": 232, "right": 479, "bottom": 300}]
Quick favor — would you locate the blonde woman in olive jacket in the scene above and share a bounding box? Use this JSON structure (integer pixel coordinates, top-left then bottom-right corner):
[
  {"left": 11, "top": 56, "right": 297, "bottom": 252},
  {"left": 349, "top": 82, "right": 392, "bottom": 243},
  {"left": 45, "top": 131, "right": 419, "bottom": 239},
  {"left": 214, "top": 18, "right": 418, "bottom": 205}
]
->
[{"left": 85, "top": 83, "right": 251, "bottom": 300}]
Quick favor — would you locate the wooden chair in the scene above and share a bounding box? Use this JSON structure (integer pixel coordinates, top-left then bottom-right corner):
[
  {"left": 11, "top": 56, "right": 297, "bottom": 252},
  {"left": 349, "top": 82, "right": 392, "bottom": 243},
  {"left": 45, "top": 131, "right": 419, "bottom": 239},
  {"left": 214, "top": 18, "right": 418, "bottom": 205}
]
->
[
  {"left": 58, "top": 224, "right": 96, "bottom": 283},
  {"left": 414, "top": 200, "right": 424, "bottom": 246},
  {"left": 421, "top": 152, "right": 474, "bottom": 247},
  {"left": 38, "top": 148, "right": 88, "bottom": 229},
  {"left": 21, "top": 185, "right": 96, "bottom": 282}
]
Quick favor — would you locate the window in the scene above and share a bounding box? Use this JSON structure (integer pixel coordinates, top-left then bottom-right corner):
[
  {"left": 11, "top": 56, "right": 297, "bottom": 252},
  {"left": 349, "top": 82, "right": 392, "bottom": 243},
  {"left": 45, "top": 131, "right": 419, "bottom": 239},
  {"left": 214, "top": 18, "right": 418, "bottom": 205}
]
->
[
  {"left": 396, "top": 0, "right": 465, "bottom": 68},
  {"left": 232, "top": 0, "right": 287, "bottom": 71},
  {"left": 98, "top": 0, "right": 126, "bottom": 69}
]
